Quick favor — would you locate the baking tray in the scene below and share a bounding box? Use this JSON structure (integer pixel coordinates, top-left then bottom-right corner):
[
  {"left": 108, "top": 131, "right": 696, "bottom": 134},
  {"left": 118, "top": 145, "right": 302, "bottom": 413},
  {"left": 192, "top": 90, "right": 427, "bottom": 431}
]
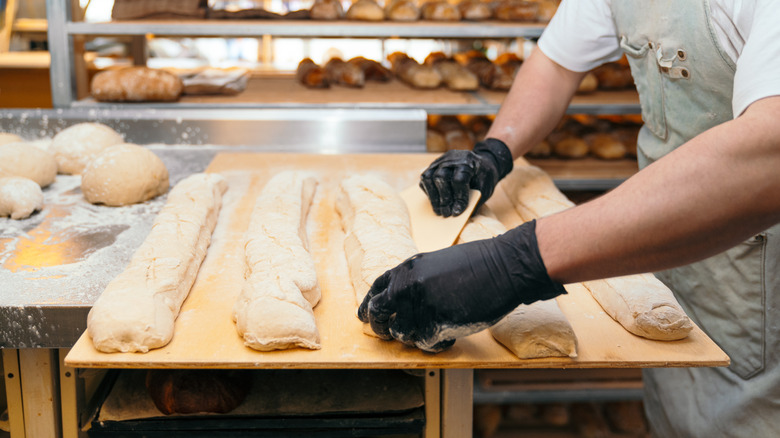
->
[{"left": 65, "top": 153, "right": 728, "bottom": 369}]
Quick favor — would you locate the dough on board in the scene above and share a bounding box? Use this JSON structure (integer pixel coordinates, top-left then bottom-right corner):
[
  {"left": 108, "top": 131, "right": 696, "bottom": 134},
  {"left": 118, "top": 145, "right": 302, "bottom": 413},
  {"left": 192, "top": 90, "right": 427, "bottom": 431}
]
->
[
  {"left": 234, "top": 171, "right": 321, "bottom": 351},
  {"left": 500, "top": 160, "right": 692, "bottom": 341},
  {"left": 0, "top": 176, "right": 43, "bottom": 220},
  {"left": 457, "top": 209, "right": 578, "bottom": 359},
  {"left": 0, "top": 142, "right": 58, "bottom": 187},
  {"left": 81, "top": 144, "right": 169, "bottom": 206},
  {"left": 0, "top": 132, "right": 24, "bottom": 146},
  {"left": 50, "top": 123, "right": 124, "bottom": 175},
  {"left": 87, "top": 173, "right": 228, "bottom": 353}
]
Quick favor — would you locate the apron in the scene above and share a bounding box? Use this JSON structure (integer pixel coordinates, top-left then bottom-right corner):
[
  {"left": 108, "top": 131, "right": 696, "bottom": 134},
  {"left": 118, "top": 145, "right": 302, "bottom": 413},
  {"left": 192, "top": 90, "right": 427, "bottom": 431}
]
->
[{"left": 610, "top": 1, "right": 780, "bottom": 436}]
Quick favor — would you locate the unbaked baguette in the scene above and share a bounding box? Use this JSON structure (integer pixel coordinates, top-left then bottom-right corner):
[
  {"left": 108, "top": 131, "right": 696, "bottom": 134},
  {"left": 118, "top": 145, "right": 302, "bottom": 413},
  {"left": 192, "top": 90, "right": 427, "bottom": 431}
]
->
[
  {"left": 87, "top": 173, "right": 228, "bottom": 353},
  {"left": 91, "top": 67, "right": 183, "bottom": 102},
  {"left": 457, "top": 210, "right": 578, "bottom": 359},
  {"left": 233, "top": 171, "right": 321, "bottom": 351},
  {"left": 500, "top": 162, "right": 693, "bottom": 340},
  {"left": 335, "top": 175, "right": 418, "bottom": 308}
]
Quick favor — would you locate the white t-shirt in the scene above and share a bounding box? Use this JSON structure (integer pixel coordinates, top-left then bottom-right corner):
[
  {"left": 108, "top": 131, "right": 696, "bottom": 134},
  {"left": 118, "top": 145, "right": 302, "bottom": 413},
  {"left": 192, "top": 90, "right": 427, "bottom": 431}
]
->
[{"left": 537, "top": 0, "right": 780, "bottom": 116}]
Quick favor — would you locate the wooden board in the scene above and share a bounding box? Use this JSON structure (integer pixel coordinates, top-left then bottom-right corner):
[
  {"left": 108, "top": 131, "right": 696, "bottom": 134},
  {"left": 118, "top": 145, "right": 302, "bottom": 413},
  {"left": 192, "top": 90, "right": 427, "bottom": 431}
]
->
[
  {"left": 401, "top": 185, "right": 480, "bottom": 253},
  {"left": 65, "top": 153, "right": 728, "bottom": 369}
]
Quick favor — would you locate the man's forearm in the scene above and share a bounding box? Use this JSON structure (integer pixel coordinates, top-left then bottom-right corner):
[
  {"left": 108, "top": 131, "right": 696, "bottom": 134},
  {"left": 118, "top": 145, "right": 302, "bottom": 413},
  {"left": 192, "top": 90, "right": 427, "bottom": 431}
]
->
[
  {"left": 537, "top": 96, "right": 780, "bottom": 284},
  {"left": 487, "top": 49, "right": 586, "bottom": 158}
]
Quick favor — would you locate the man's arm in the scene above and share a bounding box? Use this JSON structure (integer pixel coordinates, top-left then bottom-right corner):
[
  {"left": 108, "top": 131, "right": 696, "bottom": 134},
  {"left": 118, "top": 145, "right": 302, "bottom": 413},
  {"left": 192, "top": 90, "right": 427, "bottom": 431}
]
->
[
  {"left": 538, "top": 96, "right": 780, "bottom": 283},
  {"left": 487, "top": 48, "right": 587, "bottom": 158}
]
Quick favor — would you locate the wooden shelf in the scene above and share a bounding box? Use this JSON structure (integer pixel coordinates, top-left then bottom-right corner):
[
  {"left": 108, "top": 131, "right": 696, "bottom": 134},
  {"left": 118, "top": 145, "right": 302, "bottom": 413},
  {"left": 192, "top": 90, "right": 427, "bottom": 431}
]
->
[{"left": 74, "top": 74, "right": 640, "bottom": 115}]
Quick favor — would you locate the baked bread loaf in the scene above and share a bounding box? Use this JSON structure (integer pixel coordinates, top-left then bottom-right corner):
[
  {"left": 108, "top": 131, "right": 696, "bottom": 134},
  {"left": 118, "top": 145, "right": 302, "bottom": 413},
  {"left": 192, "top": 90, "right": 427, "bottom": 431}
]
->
[
  {"left": 388, "top": 52, "right": 442, "bottom": 89},
  {"left": 455, "top": 51, "right": 514, "bottom": 90},
  {"left": 385, "top": 0, "right": 420, "bottom": 20},
  {"left": 494, "top": 0, "right": 539, "bottom": 21},
  {"left": 586, "top": 132, "right": 627, "bottom": 159},
  {"left": 424, "top": 52, "right": 479, "bottom": 91},
  {"left": 421, "top": 1, "right": 461, "bottom": 20},
  {"left": 91, "top": 67, "right": 183, "bottom": 102},
  {"left": 495, "top": 52, "right": 523, "bottom": 78},
  {"left": 324, "top": 58, "right": 366, "bottom": 87},
  {"left": 534, "top": 0, "right": 560, "bottom": 22},
  {"left": 348, "top": 56, "right": 393, "bottom": 82},
  {"left": 145, "top": 369, "right": 251, "bottom": 415},
  {"left": 310, "top": 0, "right": 344, "bottom": 20},
  {"left": 426, "top": 129, "right": 447, "bottom": 152},
  {"left": 346, "top": 0, "right": 385, "bottom": 20},
  {"left": 458, "top": 0, "right": 492, "bottom": 20},
  {"left": 592, "top": 59, "right": 634, "bottom": 89},
  {"left": 297, "top": 58, "right": 329, "bottom": 88}
]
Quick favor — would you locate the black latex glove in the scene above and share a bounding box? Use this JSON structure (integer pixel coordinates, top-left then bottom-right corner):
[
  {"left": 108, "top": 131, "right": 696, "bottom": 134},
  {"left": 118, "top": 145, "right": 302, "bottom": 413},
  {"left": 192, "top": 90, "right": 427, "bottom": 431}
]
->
[
  {"left": 420, "top": 138, "right": 514, "bottom": 217},
  {"left": 357, "top": 220, "right": 566, "bottom": 353}
]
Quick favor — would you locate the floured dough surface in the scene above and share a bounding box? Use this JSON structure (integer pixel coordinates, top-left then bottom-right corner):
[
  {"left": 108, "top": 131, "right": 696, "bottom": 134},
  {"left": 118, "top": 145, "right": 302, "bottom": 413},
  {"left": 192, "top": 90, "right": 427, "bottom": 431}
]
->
[
  {"left": 233, "top": 171, "right": 321, "bottom": 351},
  {"left": 0, "top": 132, "right": 24, "bottom": 146},
  {"left": 500, "top": 160, "right": 692, "bottom": 341},
  {"left": 583, "top": 275, "right": 693, "bottom": 340},
  {"left": 335, "top": 174, "right": 418, "bottom": 306},
  {"left": 0, "top": 176, "right": 43, "bottom": 220},
  {"left": 0, "top": 142, "right": 58, "bottom": 187},
  {"left": 50, "top": 123, "right": 124, "bottom": 175},
  {"left": 81, "top": 144, "right": 169, "bottom": 206},
  {"left": 87, "top": 173, "right": 228, "bottom": 353},
  {"left": 457, "top": 209, "right": 578, "bottom": 359}
]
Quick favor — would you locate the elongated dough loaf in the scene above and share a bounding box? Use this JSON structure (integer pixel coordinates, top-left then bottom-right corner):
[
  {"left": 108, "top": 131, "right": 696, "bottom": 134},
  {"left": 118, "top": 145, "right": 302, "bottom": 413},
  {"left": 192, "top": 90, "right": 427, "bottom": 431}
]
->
[
  {"left": 233, "top": 171, "right": 321, "bottom": 351},
  {"left": 335, "top": 174, "right": 418, "bottom": 307},
  {"left": 582, "top": 275, "right": 693, "bottom": 340},
  {"left": 500, "top": 162, "right": 693, "bottom": 340},
  {"left": 87, "top": 173, "right": 228, "bottom": 353},
  {"left": 457, "top": 210, "right": 577, "bottom": 359}
]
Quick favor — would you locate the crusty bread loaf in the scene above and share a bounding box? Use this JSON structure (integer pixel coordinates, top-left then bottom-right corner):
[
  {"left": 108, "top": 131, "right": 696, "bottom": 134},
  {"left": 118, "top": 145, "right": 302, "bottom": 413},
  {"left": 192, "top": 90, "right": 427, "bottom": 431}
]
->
[
  {"left": 346, "top": 0, "right": 385, "bottom": 20},
  {"left": 385, "top": 0, "right": 420, "bottom": 20},
  {"left": 592, "top": 60, "right": 634, "bottom": 89},
  {"left": 586, "top": 132, "right": 627, "bottom": 160},
  {"left": 388, "top": 52, "right": 442, "bottom": 89},
  {"left": 91, "top": 67, "right": 183, "bottom": 102},
  {"left": 296, "top": 58, "right": 329, "bottom": 88},
  {"left": 494, "top": 0, "right": 539, "bottom": 21},
  {"left": 426, "top": 130, "right": 447, "bottom": 152},
  {"left": 310, "top": 0, "right": 344, "bottom": 19},
  {"left": 421, "top": 1, "right": 461, "bottom": 20},
  {"left": 534, "top": 0, "right": 560, "bottom": 23},
  {"left": 324, "top": 58, "right": 366, "bottom": 88},
  {"left": 495, "top": 52, "right": 523, "bottom": 78},
  {"left": 455, "top": 51, "right": 514, "bottom": 90},
  {"left": 424, "top": 52, "right": 479, "bottom": 91},
  {"left": 348, "top": 56, "right": 393, "bottom": 82},
  {"left": 458, "top": 0, "right": 492, "bottom": 20}
]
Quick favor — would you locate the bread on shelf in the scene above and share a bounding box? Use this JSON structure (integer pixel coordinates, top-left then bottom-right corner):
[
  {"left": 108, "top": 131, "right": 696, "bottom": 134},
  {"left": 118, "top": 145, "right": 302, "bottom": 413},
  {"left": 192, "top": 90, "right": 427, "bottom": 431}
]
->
[
  {"left": 310, "top": 0, "right": 344, "bottom": 20},
  {"left": 348, "top": 56, "right": 394, "bottom": 82},
  {"left": 346, "top": 0, "right": 385, "bottom": 21},
  {"left": 385, "top": 0, "right": 420, "bottom": 20},
  {"left": 388, "top": 52, "right": 442, "bottom": 89},
  {"left": 324, "top": 57, "right": 366, "bottom": 87},
  {"left": 424, "top": 52, "right": 479, "bottom": 91},
  {"left": 455, "top": 50, "right": 514, "bottom": 90},
  {"left": 296, "top": 58, "right": 329, "bottom": 88},
  {"left": 421, "top": 1, "right": 461, "bottom": 21},
  {"left": 458, "top": 0, "right": 492, "bottom": 20}
]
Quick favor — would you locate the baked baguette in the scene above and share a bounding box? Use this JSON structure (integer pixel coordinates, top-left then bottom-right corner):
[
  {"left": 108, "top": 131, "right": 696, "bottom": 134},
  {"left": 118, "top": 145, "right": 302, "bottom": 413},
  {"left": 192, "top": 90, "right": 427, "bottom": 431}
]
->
[
  {"left": 91, "top": 67, "right": 183, "bottom": 102},
  {"left": 296, "top": 58, "right": 329, "bottom": 88},
  {"left": 348, "top": 56, "right": 393, "bottom": 82},
  {"left": 388, "top": 52, "right": 442, "bottom": 89},
  {"left": 324, "top": 57, "right": 366, "bottom": 88},
  {"left": 455, "top": 51, "right": 514, "bottom": 90},
  {"left": 424, "top": 52, "right": 479, "bottom": 91}
]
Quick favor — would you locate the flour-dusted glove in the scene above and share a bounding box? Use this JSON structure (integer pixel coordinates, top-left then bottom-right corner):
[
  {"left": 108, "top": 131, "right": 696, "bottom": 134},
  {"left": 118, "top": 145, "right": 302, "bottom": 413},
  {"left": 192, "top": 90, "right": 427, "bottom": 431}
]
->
[
  {"left": 420, "top": 138, "right": 514, "bottom": 217},
  {"left": 357, "top": 220, "right": 565, "bottom": 353}
]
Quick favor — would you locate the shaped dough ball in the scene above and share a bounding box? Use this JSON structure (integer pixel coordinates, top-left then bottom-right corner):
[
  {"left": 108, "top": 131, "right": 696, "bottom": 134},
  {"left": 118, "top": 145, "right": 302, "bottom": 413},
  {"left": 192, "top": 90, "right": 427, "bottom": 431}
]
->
[
  {"left": 51, "top": 123, "right": 124, "bottom": 174},
  {"left": 0, "top": 143, "right": 58, "bottom": 187},
  {"left": 0, "top": 176, "right": 43, "bottom": 220},
  {"left": 0, "top": 132, "right": 24, "bottom": 146},
  {"left": 82, "top": 144, "right": 169, "bottom": 206}
]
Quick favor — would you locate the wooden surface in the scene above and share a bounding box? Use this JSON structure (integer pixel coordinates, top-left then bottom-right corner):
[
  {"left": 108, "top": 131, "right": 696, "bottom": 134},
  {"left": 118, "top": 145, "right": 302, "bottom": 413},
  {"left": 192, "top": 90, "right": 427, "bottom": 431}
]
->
[
  {"left": 401, "top": 185, "right": 480, "bottom": 253},
  {"left": 65, "top": 153, "right": 728, "bottom": 369}
]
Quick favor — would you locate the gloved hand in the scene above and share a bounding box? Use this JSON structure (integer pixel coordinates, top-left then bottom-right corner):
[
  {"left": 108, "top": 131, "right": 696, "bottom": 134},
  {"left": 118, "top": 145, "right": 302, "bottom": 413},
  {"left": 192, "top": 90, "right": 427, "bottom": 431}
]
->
[
  {"left": 358, "top": 220, "right": 566, "bottom": 353},
  {"left": 420, "top": 138, "right": 514, "bottom": 217}
]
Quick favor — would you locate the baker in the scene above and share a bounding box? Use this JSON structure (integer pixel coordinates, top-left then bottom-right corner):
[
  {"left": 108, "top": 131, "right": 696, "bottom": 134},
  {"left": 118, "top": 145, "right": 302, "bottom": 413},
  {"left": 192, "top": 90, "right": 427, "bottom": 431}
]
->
[{"left": 358, "top": 0, "right": 780, "bottom": 436}]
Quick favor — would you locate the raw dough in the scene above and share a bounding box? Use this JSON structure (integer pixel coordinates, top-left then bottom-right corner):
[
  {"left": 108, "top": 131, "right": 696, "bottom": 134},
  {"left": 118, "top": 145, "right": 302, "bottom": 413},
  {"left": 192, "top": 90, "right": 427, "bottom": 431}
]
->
[
  {"left": 233, "top": 171, "right": 321, "bottom": 351},
  {"left": 457, "top": 209, "right": 578, "bottom": 359},
  {"left": 500, "top": 160, "right": 693, "bottom": 341},
  {"left": 0, "top": 177, "right": 43, "bottom": 220},
  {"left": 87, "top": 173, "right": 228, "bottom": 353},
  {"left": 335, "top": 174, "right": 418, "bottom": 307},
  {"left": 0, "top": 142, "right": 58, "bottom": 187},
  {"left": 81, "top": 144, "right": 169, "bottom": 206},
  {"left": 50, "top": 123, "right": 124, "bottom": 175},
  {"left": 0, "top": 132, "right": 23, "bottom": 146},
  {"left": 582, "top": 275, "right": 693, "bottom": 340}
]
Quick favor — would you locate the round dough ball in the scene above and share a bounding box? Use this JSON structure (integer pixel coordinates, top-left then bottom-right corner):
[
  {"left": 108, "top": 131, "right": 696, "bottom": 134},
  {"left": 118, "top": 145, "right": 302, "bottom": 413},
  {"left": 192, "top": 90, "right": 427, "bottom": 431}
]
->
[
  {"left": 0, "top": 143, "right": 58, "bottom": 187},
  {"left": 0, "top": 132, "right": 24, "bottom": 146},
  {"left": 0, "top": 176, "right": 43, "bottom": 220},
  {"left": 81, "top": 144, "right": 169, "bottom": 206},
  {"left": 50, "top": 123, "right": 124, "bottom": 175}
]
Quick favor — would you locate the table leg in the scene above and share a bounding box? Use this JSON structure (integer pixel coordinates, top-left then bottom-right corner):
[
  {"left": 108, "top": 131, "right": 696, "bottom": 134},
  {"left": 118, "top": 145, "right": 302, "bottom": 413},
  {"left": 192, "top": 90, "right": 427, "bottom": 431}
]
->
[
  {"left": 2, "top": 349, "right": 25, "bottom": 438},
  {"left": 424, "top": 368, "right": 441, "bottom": 438},
  {"left": 441, "top": 368, "right": 473, "bottom": 438},
  {"left": 17, "top": 349, "right": 60, "bottom": 438},
  {"left": 58, "top": 349, "right": 80, "bottom": 438}
]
